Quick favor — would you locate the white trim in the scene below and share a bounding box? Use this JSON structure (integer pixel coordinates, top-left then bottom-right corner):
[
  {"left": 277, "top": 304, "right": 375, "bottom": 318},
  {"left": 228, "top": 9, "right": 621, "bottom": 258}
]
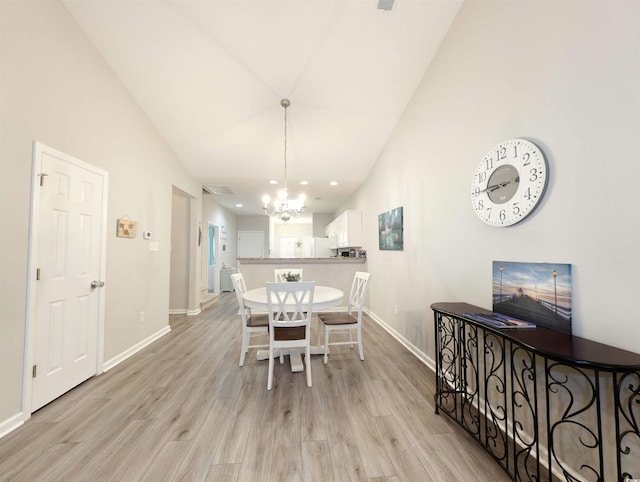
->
[
  {"left": 168, "top": 308, "right": 203, "bottom": 316},
  {"left": 0, "top": 412, "right": 24, "bottom": 439},
  {"left": 365, "top": 308, "right": 435, "bottom": 372},
  {"left": 23, "top": 142, "right": 109, "bottom": 421},
  {"left": 209, "top": 222, "right": 221, "bottom": 293},
  {"left": 102, "top": 326, "right": 171, "bottom": 372}
]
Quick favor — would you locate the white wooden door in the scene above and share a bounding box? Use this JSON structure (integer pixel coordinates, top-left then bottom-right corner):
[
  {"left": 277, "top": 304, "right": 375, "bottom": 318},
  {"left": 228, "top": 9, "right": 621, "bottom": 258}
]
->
[
  {"left": 30, "top": 143, "right": 107, "bottom": 411},
  {"left": 279, "top": 237, "right": 296, "bottom": 258},
  {"left": 238, "top": 230, "right": 264, "bottom": 258}
]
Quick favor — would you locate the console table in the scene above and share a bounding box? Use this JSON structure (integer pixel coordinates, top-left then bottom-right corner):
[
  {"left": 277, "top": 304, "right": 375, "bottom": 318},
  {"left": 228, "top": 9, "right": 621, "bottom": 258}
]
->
[{"left": 431, "top": 302, "right": 640, "bottom": 482}]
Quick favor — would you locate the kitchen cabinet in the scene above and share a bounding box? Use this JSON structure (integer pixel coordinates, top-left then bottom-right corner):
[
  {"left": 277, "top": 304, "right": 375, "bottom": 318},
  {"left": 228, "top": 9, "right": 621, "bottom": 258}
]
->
[
  {"left": 326, "top": 220, "right": 338, "bottom": 249},
  {"left": 326, "top": 210, "right": 362, "bottom": 248}
]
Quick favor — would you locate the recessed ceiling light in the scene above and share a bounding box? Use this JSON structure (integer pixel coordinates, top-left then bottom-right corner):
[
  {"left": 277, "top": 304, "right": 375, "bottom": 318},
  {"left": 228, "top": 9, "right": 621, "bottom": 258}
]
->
[
  {"left": 299, "top": 180, "right": 309, "bottom": 185},
  {"left": 235, "top": 203, "right": 243, "bottom": 208},
  {"left": 269, "top": 180, "right": 278, "bottom": 185},
  {"left": 330, "top": 181, "right": 338, "bottom": 186}
]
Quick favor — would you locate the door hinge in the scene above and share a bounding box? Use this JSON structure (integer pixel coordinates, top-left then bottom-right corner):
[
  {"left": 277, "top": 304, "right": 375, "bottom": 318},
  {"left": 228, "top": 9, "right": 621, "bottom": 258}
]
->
[
  {"left": 39, "top": 173, "right": 48, "bottom": 186},
  {"left": 32, "top": 365, "right": 37, "bottom": 378},
  {"left": 36, "top": 268, "right": 40, "bottom": 280}
]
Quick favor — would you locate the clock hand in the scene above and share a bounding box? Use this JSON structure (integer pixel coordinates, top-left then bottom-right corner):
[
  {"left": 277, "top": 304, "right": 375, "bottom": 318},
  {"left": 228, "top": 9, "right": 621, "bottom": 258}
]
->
[{"left": 479, "top": 176, "right": 520, "bottom": 193}]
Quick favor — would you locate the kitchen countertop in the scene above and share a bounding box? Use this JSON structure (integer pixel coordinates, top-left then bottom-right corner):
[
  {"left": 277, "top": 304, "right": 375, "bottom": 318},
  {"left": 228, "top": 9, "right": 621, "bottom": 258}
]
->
[{"left": 238, "top": 257, "right": 366, "bottom": 264}]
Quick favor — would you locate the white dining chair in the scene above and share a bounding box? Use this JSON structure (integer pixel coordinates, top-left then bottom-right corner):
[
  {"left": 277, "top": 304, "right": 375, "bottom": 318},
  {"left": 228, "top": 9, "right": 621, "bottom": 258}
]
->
[
  {"left": 266, "top": 281, "right": 315, "bottom": 390},
  {"left": 274, "top": 268, "right": 303, "bottom": 282},
  {"left": 317, "top": 272, "right": 371, "bottom": 364},
  {"left": 231, "top": 272, "right": 269, "bottom": 367}
]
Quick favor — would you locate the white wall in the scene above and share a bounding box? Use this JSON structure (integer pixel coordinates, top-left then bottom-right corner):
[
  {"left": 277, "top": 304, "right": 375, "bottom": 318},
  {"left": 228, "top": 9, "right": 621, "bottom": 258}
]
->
[
  {"left": 0, "top": 1, "right": 201, "bottom": 424},
  {"left": 312, "top": 213, "right": 334, "bottom": 237},
  {"left": 201, "top": 194, "right": 238, "bottom": 282},
  {"left": 345, "top": 0, "right": 640, "bottom": 359}
]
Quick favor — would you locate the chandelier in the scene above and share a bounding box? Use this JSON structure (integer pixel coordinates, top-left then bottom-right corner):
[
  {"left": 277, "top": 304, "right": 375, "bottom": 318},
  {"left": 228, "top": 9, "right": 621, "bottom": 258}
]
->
[{"left": 262, "top": 98, "right": 305, "bottom": 223}]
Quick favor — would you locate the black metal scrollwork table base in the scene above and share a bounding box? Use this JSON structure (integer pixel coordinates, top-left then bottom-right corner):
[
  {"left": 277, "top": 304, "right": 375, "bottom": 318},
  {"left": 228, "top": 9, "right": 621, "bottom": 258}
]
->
[{"left": 432, "top": 302, "right": 640, "bottom": 482}]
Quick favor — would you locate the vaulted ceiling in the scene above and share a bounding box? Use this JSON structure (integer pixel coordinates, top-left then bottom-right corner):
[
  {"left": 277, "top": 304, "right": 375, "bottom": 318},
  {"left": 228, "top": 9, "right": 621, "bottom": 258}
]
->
[{"left": 63, "top": 0, "right": 462, "bottom": 219}]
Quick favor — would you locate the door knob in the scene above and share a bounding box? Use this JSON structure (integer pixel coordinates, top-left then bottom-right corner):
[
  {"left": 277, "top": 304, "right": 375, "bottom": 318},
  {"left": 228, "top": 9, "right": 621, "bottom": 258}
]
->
[{"left": 91, "top": 280, "right": 105, "bottom": 289}]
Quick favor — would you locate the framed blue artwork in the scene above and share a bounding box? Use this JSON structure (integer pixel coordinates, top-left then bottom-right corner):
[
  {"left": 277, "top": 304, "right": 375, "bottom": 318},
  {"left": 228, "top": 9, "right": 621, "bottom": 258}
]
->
[{"left": 378, "top": 207, "right": 403, "bottom": 251}]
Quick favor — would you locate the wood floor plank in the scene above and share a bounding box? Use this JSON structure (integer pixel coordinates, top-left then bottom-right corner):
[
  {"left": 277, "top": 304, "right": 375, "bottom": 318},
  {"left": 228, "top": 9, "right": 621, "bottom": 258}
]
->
[
  {"left": 236, "top": 421, "right": 276, "bottom": 482},
  {"left": 140, "top": 440, "right": 192, "bottom": 482},
  {"left": 73, "top": 418, "right": 156, "bottom": 481},
  {"left": 327, "top": 441, "right": 367, "bottom": 482},
  {"left": 0, "top": 293, "right": 514, "bottom": 482},
  {"left": 267, "top": 410, "right": 302, "bottom": 482},
  {"left": 171, "top": 395, "right": 237, "bottom": 481},
  {"left": 302, "top": 440, "right": 333, "bottom": 482},
  {"left": 374, "top": 415, "right": 433, "bottom": 481},
  {"left": 211, "top": 383, "right": 260, "bottom": 465},
  {"left": 344, "top": 407, "right": 395, "bottom": 478},
  {"left": 204, "top": 463, "right": 241, "bottom": 481},
  {"left": 322, "top": 395, "right": 367, "bottom": 482},
  {"left": 298, "top": 365, "right": 329, "bottom": 443}
]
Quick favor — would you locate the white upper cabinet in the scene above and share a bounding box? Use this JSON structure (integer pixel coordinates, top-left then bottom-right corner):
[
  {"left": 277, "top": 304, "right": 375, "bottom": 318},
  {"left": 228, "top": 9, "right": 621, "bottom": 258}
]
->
[
  {"left": 326, "top": 219, "right": 338, "bottom": 249},
  {"left": 326, "top": 210, "right": 362, "bottom": 249}
]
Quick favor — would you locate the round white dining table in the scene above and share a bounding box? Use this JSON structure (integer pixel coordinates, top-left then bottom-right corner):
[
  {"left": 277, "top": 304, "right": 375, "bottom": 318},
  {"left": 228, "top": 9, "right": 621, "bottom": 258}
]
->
[
  {"left": 243, "top": 285, "right": 344, "bottom": 312},
  {"left": 243, "top": 285, "right": 344, "bottom": 372}
]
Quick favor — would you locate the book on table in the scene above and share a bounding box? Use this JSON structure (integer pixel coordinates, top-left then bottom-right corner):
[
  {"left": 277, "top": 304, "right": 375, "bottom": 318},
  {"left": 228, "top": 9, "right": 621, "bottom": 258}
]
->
[{"left": 463, "top": 312, "right": 536, "bottom": 329}]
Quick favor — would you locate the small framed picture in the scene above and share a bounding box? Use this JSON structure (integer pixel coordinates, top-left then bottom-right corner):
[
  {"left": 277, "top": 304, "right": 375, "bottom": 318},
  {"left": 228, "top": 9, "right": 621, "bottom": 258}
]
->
[{"left": 117, "top": 218, "right": 138, "bottom": 238}]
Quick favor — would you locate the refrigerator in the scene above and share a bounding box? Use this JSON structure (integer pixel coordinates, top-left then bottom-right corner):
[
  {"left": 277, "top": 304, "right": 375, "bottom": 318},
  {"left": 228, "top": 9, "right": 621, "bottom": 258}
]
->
[{"left": 310, "top": 237, "right": 334, "bottom": 257}]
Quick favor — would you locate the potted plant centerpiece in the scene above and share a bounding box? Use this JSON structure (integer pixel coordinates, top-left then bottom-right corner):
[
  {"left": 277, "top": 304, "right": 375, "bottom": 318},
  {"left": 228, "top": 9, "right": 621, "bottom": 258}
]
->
[{"left": 284, "top": 272, "right": 301, "bottom": 282}]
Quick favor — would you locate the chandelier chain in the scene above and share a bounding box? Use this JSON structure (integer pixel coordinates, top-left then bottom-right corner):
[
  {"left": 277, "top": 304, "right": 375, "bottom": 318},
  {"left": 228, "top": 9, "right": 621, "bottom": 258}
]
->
[
  {"left": 262, "top": 98, "right": 304, "bottom": 223},
  {"left": 283, "top": 100, "right": 288, "bottom": 190}
]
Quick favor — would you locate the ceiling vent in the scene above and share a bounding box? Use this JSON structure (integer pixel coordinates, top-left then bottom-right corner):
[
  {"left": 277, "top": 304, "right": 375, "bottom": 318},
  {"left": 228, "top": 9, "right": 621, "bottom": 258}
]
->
[
  {"left": 203, "top": 185, "right": 236, "bottom": 195},
  {"left": 377, "top": 0, "right": 394, "bottom": 11}
]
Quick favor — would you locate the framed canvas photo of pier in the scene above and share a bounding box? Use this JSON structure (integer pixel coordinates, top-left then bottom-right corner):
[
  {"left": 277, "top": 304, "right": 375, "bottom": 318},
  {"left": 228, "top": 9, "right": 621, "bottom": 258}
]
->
[
  {"left": 492, "top": 261, "right": 572, "bottom": 334},
  {"left": 378, "top": 206, "right": 403, "bottom": 251}
]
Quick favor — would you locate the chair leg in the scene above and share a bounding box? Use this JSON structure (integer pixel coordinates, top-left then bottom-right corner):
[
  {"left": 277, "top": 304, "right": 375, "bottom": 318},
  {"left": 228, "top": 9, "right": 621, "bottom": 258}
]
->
[
  {"left": 357, "top": 325, "right": 364, "bottom": 361},
  {"left": 306, "top": 345, "right": 312, "bottom": 387},
  {"left": 324, "top": 326, "right": 329, "bottom": 365},
  {"left": 267, "top": 348, "right": 274, "bottom": 390},
  {"left": 239, "top": 330, "right": 247, "bottom": 367}
]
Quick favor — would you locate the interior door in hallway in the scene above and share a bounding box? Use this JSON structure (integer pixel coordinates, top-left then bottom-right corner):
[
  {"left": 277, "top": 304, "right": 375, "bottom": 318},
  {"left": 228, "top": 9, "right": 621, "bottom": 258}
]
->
[{"left": 29, "top": 142, "right": 108, "bottom": 411}]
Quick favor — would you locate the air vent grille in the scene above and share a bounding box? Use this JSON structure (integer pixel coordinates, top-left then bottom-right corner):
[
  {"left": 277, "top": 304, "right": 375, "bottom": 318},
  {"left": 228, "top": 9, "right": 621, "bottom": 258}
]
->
[
  {"left": 377, "top": 0, "right": 394, "bottom": 11},
  {"left": 203, "top": 185, "right": 236, "bottom": 195}
]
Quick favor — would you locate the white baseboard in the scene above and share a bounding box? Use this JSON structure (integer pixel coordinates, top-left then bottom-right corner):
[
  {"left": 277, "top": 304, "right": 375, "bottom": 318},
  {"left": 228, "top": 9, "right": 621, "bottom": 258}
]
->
[
  {"left": 102, "top": 325, "right": 171, "bottom": 372},
  {"left": 0, "top": 412, "right": 24, "bottom": 439},
  {"left": 168, "top": 309, "right": 187, "bottom": 315},
  {"left": 170, "top": 308, "right": 202, "bottom": 316},
  {"left": 365, "top": 308, "right": 435, "bottom": 373}
]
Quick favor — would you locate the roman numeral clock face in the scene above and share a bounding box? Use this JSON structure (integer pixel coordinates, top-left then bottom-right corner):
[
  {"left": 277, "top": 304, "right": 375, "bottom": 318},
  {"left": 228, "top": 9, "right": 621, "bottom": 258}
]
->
[{"left": 471, "top": 139, "right": 549, "bottom": 227}]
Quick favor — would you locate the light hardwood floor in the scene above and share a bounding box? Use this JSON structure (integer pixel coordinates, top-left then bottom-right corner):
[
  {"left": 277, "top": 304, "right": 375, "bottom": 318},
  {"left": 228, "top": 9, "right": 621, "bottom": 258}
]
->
[{"left": 0, "top": 293, "right": 510, "bottom": 481}]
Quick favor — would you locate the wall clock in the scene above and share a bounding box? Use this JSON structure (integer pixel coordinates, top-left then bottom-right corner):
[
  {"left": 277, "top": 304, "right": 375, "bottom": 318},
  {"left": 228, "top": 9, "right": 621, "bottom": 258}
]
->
[{"left": 470, "top": 138, "right": 548, "bottom": 227}]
